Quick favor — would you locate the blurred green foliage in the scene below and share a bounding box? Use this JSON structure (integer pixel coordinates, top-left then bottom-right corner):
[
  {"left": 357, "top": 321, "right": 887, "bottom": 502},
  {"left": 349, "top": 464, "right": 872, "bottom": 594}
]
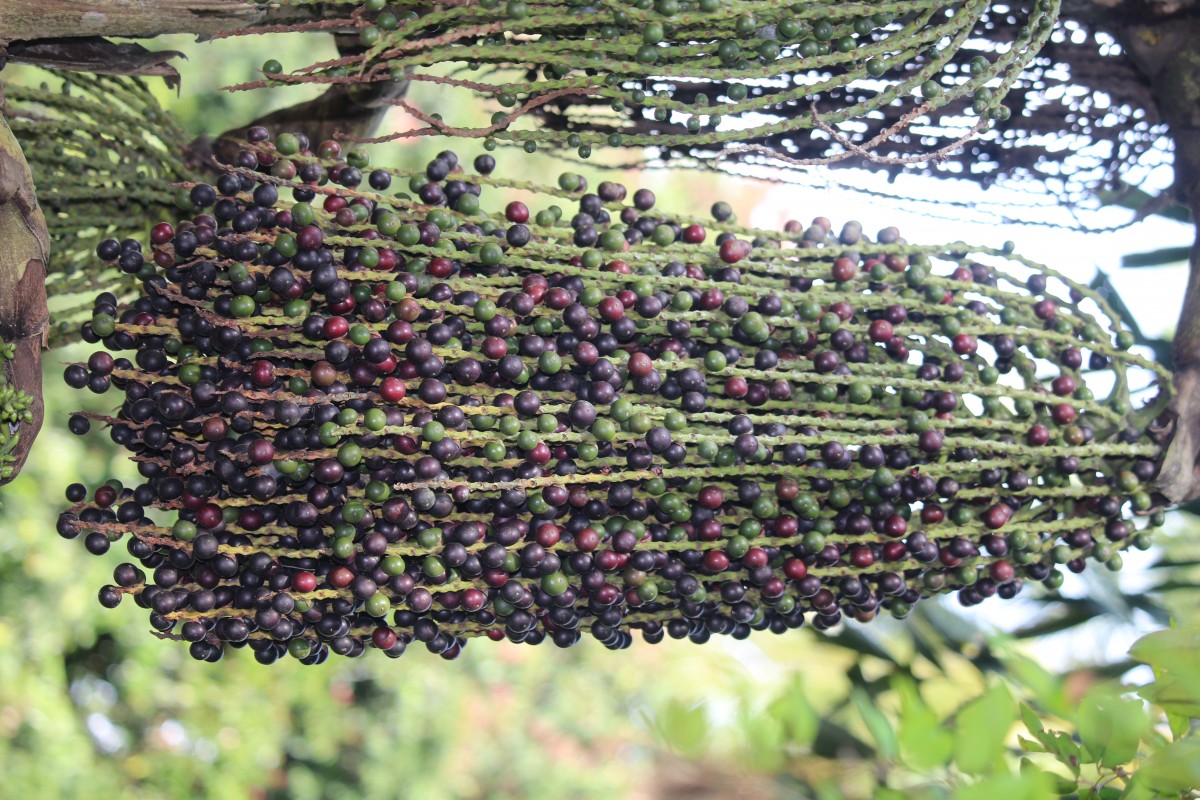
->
[{"left": 2, "top": 25, "right": 1199, "bottom": 800}]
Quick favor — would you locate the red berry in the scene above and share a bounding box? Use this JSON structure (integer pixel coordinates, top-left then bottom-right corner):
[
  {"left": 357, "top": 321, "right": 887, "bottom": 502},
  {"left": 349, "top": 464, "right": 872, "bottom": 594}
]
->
[
  {"left": 886, "top": 336, "right": 908, "bottom": 360},
  {"left": 328, "top": 566, "right": 354, "bottom": 589},
  {"left": 292, "top": 572, "right": 318, "bottom": 593},
  {"left": 428, "top": 257, "right": 454, "bottom": 278},
  {"left": 1027, "top": 424, "right": 1050, "bottom": 446},
  {"left": 545, "top": 287, "right": 572, "bottom": 309},
  {"left": 196, "top": 503, "right": 223, "bottom": 529},
  {"left": 251, "top": 360, "right": 275, "bottom": 387},
  {"left": 482, "top": 337, "right": 507, "bottom": 359},
  {"left": 379, "top": 377, "right": 407, "bottom": 402},
  {"left": 742, "top": 547, "right": 768, "bottom": 569},
  {"left": 983, "top": 504, "right": 1012, "bottom": 530},
  {"left": 724, "top": 376, "right": 748, "bottom": 398},
  {"left": 951, "top": 334, "right": 977, "bottom": 355},
  {"left": 784, "top": 558, "right": 808, "bottom": 580},
  {"left": 297, "top": 225, "right": 324, "bottom": 250},
  {"left": 939, "top": 550, "right": 962, "bottom": 567},
  {"left": 682, "top": 224, "right": 706, "bottom": 243},
  {"left": 698, "top": 486, "right": 724, "bottom": 509},
  {"left": 248, "top": 439, "right": 276, "bottom": 465},
  {"left": 831, "top": 256, "right": 858, "bottom": 282},
  {"left": 94, "top": 485, "right": 117, "bottom": 508},
  {"left": 699, "top": 288, "right": 724, "bottom": 309},
  {"left": 868, "top": 319, "right": 893, "bottom": 342},
  {"left": 703, "top": 550, "right": 730, "bottom": 572},
  {"left": 627, "top": 352, "right": 653, "bottom": 378},
  {"left": 697, "top": 518, "right": 723, "bottom": 541},
  {"left": 461, "top": 588, "right": 488, "bottom": 612},
  {"left": 1051, "top": 375, "right": 1076, "bottom": 396},
  {"left": 385, "top": 320, "right": 414, "bottom": 344},
  {"left": 989, "top": 561, "right": 1015, "bottom": 584},
  {"left": 329, "top": 297, "right": 355, "bottom": 315},
  {"left": 372, "top": 627, "right": 398, "bottom": 649},
  {"left": 522, "top": 274, "right": 548, "bottom": 301},
  {"left": 536, "top": 524, "right": 561, "bottom": 548},
  {"left": 762, "top": 578, "right": 786, "bottom": 598},
  {"left": 150, "top": 222, "right": 174, "bottom": 245},
  {"left": 918, "top": 430, "right": 944, "bottom": 453},
  {"left": 719, "top": 238, "right": 750, "bottom": 264},
  {"left": 883, "top": 515, "right": 907, "bottom": 538},
  {"left": 849, "top": 546, "right": 874, "bottom": 568},
  {"left": 323, "top": 316, "right": 349, "bottom": 339},
  {"left": 1052, "top": 404, "right": 1077, "bottom": 425},
  {"left": 598, "top": 297, "right": 624, "bottom": 322},
  {"left": 505, "top": 201, "right": 529, "bottom": 223}
]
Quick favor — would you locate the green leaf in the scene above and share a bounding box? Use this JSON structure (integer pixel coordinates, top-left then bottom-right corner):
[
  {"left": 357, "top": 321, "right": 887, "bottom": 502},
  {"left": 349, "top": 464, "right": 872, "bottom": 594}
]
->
[
  {"left": 1019, "top": 757, "right": 1077, "bottom": 795},
  {"left": 1129, "top": 627, "right": 1200, "bottom": 673},
  {"left": 769, "top": 674, "right": 819, "bottom": 747},
  {"left": 1018, "top": 736, "right": 1048, "bottom": 755},
  {"left": 895, "top": 677, "right": 954, "bottom": 770},
  {"left": 1138, "top": 676, "right": 1200, "bottom": 719},
  {"left": 952, "top": 769, "right": 1051, "bottom": 800},
  {"left": 1019, "top": 704, "right": 1045, "bottom": 739},
  {"left": 656, "top": 698, "right": 708, "bottom": 757},
  {"left": 954, "top": 684, "right": 1016, "bottom": 775},
  {"left": 1020, "top": 719, "right": 1084, "bottom": 779},
  {"left": 816, "top": 783, "right": 846, "bottom": 800},
  {"left": 1121, "top": 245, "right": 1191, "bottom": 268},
  {"left": 1130, "top": 627, "right": 1200, "bottom": 716},
  {"left": 1166, "top": 711, "right": 1190, "bottom": 741},
  {"left": 1076, "top": 688, "right": 1149, "bottom": 768},
  {"left": 740, "top": 705, "right": 785, "bottom": 772},
  {"left": 1000, "top": 649, "right": 1069, "bottom": 718},
  {"left": 1129, "top": 739, "right": 1200, "bottom": 798},
  {"left": 851, "top": 687, "right": 898, "bottom": 761}
]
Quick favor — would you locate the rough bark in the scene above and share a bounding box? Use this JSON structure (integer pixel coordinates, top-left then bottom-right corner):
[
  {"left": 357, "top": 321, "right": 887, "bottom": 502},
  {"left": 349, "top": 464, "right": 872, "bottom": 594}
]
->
[
  {"left": 0, "top": 105, "right": 47, "bottom": 483},
  {"left": 0, "top": 0, "right": 296, "bottom": 42},
  {"left": 1111, "top": 10, "right": 1200, "bottom": 501}
]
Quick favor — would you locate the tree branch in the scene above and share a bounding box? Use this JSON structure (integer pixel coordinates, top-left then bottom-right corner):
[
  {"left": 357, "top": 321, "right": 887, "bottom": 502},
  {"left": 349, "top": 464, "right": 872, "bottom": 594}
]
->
[{"left": 0, "top": 0, "right": 307, "bottom": 42}]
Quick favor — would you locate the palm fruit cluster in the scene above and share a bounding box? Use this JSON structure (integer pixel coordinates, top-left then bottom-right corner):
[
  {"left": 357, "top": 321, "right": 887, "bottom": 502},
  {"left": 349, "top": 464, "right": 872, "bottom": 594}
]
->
[
  {"left": 56, "top": 130, "right": 1168, "bottom": 664},
  {"left": 4, "top": 71, "right": 191, "bottom": 345},
  {"left": 238, "top": 0, "right": 1057, "bottom": 163}
]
